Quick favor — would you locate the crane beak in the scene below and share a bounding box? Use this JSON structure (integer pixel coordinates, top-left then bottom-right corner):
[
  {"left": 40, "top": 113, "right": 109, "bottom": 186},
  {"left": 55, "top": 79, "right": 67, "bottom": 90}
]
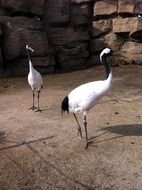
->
[
  {"left": 28, "top": 47, "right": 34, "bottom": 52},
  {"left": 26, "top": 45, "right": 34, "bottom": 52}
]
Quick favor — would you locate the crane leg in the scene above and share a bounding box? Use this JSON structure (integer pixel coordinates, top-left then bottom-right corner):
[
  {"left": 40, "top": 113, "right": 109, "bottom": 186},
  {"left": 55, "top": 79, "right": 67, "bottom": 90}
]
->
[
  {"left": 73, "top": 113, "right": 82, "bottom": 138},
  {"left": 29, "top": 90, "right": 36, "bottom": 111},
  {"left": 34, "top": 90, "right": 41, "bottom": 112},
  {"left": 83, "top": 114, "right": 89, "bottom": 149}
]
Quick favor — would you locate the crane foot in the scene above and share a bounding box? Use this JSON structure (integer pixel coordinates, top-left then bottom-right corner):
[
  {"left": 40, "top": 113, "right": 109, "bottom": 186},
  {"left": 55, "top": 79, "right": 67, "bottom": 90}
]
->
[
  {"left": 34, "top": 108, "right": 42, "bottom": 112},
  {"left": 85, "top": 140, "right": 93, "bottom": 149},
  {"left": 28, "top": 106, "right": 37, "bottom": 111}
]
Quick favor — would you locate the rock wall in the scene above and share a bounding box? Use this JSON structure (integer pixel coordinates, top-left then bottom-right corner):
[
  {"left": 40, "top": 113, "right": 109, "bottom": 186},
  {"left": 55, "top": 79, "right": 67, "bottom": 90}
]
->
[{"left": 0, "top": 0, "right": 142, "bottom": 76}]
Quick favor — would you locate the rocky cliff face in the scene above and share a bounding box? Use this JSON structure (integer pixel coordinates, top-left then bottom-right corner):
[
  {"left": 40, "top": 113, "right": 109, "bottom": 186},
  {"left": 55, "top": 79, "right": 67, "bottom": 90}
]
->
[{"left": 0, "top": 0, "right": 141, "bottom": 76}]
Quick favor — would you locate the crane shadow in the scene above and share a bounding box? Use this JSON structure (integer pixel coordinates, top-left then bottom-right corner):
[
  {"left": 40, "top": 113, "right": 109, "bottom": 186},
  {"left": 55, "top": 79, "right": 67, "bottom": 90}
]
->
[
  {"left": 0, "top": 135, "right": 56, "bottom": 182},
  {"left": 88, "top": 130, "right": 123, "bottom": 147},
  {"left": 27, "top": 144, "right": 96, "bottom": 190},
  {"left": 0, "top": 135, "right": 55, "bottom": 152},
  {"left": 0, "top": 134, "right": 95, "bottom": 189},
  {"left": 101, "top": 124, "right": 142, "bottom": 136},
  {"left": 88, "top": 124, "right": 142, "bottom": 147}
]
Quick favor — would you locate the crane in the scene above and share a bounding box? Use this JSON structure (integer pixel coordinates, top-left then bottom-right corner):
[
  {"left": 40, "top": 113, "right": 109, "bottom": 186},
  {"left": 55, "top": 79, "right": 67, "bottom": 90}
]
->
[
  {"left": 26, "top": 44, "right": 43, "bottom": 112},
  {"left": 61, "top": 48, "right": 120, "bottom": 148}
]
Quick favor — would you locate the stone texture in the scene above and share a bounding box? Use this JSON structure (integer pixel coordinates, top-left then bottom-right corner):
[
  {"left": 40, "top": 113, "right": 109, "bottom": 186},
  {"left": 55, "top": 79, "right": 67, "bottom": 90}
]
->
[
  {"left": 47, "top": 27, "right": 89, "bottom": 45},
  {"left": 0, "top": 48, "right": 4, "bottom": 77},
  {"left": 93, "top": 0, "right": 117, "bottom": 17},
  {"left": 118, "top": 0, "right": 135, "bottom": 14},
  {"left": 0, "top": 0, "right": 142, "bottom": 76},
  {"left": 57, "top": 55, "right": 88, "bottom": 71},
  {"left": 129, "top": 17, "right": 142, "bottom": 40},
  {"left": 113, "top": 17, "right": 137, "bottom": 34},
  {"left": 121, "top": 41, "right": 142, "bottom": 53},
  {"left": 0, "top": 0, "right": 26, "bottom": 11},
  {"left": 105, "top": 33, "right": 122, "bottom": 51},
  {"left": 90, "top": 33, "right": 122, "bottom": 53},
  {"left": 70, "top": 3, "right": 90, "bottom": 26},
  {"left": 121, "top": 42, "right": 142, "bottom": 63},
  {"left": 0, "top": 0, "right": 45, "bottom": 15},
  {"left": 55, "top": 43, "right": 89, "bottom": 57},
  {"left": 135, "top": 0, "right": 142, "bottom": 15},
  {"left": 71, "top": 0, "right": 90, "bottom": 3},
  {"left": 0, "top": 16, "right": 55, "bottom": 76},
  {"left": 29, "top": 0, "right": 45, "bottom": 16},
  {"left": 1, "top": 17, "right": 50, "bottom": 60},
  {"left": 92, "top": 20, "right": 112, "bottom": 37},
  {"left": 0, "top": 8, "right": 8, "bottom": 16},
  {"left": 90, "top": 38, "right": 106, "bottom": 53},
  {"left": 6, "top": 56, "right": 55, "bottom": 76},
  {"left": 44, "top": 0, "right": 70, "bottom": 26}
]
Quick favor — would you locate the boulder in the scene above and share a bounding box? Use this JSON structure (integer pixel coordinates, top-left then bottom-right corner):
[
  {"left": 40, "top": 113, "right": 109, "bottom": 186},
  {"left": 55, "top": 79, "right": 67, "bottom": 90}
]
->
[
  {"left": 113, "top": 17, "right": 137, "bottom": 34},
  {"left": 0, "top": 8, "right": 8, "bottom": 16},
  {"left": 0, "top": 25, "right": 3, "bottom": 36},
  {"left": 57, "top": 54, "right": 88, "bottom": 71},
  {"left": 121, "top": 41, "right": 142, "bottom": 63},
  {"left": 54, "top": 43, "right": 89, "bottom": 57},
  {"left": 90, "top": 33, "right": 121, "bottom": 53},
  {"left": 70, "top": 3, "right": 90, "bottom": 26},
  {"left": 135, "top": 0, "right": 142, "bottom": 15},
  {"left": 71, "top": 0, "right": 90, "bottom": 3},
  {"left": 93, "top": 0, "right": 117, "bottom": 17},
  {"left": 6, "top": 56, "right": 55, "bottom": 76},
  {"left": 87, "top": 55, "right": 100, "bottom": 66},
  {"left": 0, "top": 0, "right": 45, "bottom": 16},
  {"left": 91, "top": 19, "right": 112, "bottom": 37},
  {"left": 129, "top": 17, "right": 142, "bottom": 40},
  {"left": 54, "top": 41, "right": 89, "bottom": 71},
  {"left": 104, "top": 33, "right": 122, "bottom": 51},
  {"left": 0, "top": 0, "right": 26, "bottom": 12},
  {"left": 0, "top": 17, "right": 50, "bottom": 60},
  {"left": 118, "top": 0, "right": 135, "bottom": 14},
  {"left": 90, "top": 38, "right": 106, "bottom": 53},
  {"left": 48, "top": 27, "right": 89, "bottom": 45},
  {"left": 121, "top": 41, "right": 142, "bottom": 53},
  {"left": 0, "top": 48, "right": 4, "bottom": 77},
  {"left": 28, "top": 0, "right": 45, "bottom": 16},
  {"left": 0, "top": 16, "right": 42, "bottom": 30},
  {"left": 44, "top": 0, "right": 70, "bottom": 26},
  {"left": 1, "top": 0, "right": 142, "bottom": 77}
]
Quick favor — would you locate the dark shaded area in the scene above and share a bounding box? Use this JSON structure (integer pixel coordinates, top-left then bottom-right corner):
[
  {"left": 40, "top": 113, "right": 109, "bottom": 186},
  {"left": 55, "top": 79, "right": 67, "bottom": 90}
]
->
[{"left": 102, "top": 124, "right": 142, "bottom": 136}]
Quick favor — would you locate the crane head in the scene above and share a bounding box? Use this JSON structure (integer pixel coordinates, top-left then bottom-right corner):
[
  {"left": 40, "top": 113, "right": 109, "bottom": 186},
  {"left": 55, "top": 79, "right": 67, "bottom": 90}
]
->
[
  {"left": 100, "top": 48, "right": 127, "bottom": 64},
  {"left": 26, "top": 44, "right": 34, "bottom": 52},
  {"left": 100, "top": 48, "right": 113, "bottom": 63}
]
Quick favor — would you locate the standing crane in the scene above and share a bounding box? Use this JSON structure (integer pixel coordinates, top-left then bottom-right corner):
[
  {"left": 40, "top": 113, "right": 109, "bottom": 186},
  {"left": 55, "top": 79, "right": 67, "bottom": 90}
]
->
[
  {"left": 26, "top": 44, "right": 43, "bottom": 112},
  {"left": 61, "top": 48, "right": 121, "bottom": 148}
]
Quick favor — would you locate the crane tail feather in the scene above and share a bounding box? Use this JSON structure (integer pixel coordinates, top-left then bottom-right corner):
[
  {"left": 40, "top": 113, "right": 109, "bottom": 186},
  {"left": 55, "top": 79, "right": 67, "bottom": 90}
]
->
[{"left": 61, "top": 96, "right": 69, "bottom": 114}]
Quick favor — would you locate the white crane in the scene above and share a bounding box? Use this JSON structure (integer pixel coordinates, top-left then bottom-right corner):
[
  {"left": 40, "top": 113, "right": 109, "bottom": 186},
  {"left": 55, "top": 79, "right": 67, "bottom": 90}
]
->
[
  {"left": 26, "top": 44, "right": 43, "bottom": 112},
  {"left": 61, "top": 48, "right": 120, "bottom": 148}
]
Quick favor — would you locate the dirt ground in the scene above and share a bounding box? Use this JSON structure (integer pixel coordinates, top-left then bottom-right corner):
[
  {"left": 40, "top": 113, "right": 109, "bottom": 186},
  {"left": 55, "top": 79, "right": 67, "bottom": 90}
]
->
[{"left": 0, "top": 64, "right": 142, "bottom": 190}]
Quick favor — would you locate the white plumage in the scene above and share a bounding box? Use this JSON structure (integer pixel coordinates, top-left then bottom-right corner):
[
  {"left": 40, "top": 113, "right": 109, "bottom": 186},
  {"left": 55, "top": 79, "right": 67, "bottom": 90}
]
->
[
  {"left": 68, "top": 75, "right": 112, "bottom": 113},
  {"left": 61, "top": 48, "right": 114, "bottom": 148},
  {"left": 26, "top": 45, "right": 43, "bottom": 112}
]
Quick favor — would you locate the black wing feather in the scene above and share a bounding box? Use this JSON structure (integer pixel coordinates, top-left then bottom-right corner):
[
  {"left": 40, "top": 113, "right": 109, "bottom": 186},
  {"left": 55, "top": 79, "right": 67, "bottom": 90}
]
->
[{"left": 61, "top": 96, "right": 69, "bottom": 113}]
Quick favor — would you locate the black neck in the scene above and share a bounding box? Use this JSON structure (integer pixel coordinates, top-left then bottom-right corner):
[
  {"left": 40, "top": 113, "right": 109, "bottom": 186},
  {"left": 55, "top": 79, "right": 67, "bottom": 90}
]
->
[
  {"left": 26, "top": 48, "right": 31, "bottom": 62},
  {"left": 101, "top": 54, "right": 111, "bottom": 79}
]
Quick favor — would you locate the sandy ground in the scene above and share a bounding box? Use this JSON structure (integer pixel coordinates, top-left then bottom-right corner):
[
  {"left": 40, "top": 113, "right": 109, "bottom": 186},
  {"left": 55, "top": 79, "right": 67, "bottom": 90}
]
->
[{"left": 0, "top": 64, "right": 142, "bottom": 190}]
